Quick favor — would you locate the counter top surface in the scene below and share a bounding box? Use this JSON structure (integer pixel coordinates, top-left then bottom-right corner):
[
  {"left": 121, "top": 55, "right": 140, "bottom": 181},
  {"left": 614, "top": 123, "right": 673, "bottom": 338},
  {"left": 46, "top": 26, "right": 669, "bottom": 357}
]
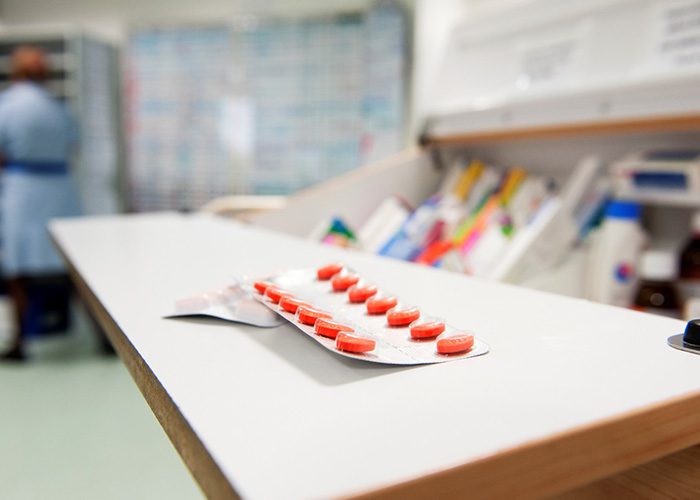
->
[{"left": 50, "top": 212, "right": 697, "bottom": 499}]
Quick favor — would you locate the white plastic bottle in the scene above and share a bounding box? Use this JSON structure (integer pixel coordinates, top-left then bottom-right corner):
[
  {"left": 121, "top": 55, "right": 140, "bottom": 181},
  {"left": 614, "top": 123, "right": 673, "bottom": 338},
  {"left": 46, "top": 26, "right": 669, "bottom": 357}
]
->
[{"left": 585, "top": 201, "right": 646, "bottom": 307}]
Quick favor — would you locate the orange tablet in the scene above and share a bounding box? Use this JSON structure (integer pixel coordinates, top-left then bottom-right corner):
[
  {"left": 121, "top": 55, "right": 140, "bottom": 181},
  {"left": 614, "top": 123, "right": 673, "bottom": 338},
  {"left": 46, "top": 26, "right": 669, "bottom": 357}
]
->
[
  {"left": 317, "top": 263, "right": 343, "bottom": 280},
  {"left": 387, "top": 306, "right": 420, "bottom": 327},
  {"left": 437, "top": 334, "right": 474, "bottom": 355},
  {"left": 254, "top": 281, "right": 273, "bottom": 294},
  {"left": 336, "top": 333, "right": 376, "bottom": 353},
  {"left": 366, "top": 296, "right": 398, "bottom": 315},
  {"left": 279, "top": 296, "right": 310, "bottom": 314},
  {"left": 314, "top": 319, "right": 354, "bottom": 339},
  {"left": 410, "top": 321, "right": 445, "bottom": 339},
  {"left": 348, "top": 284, "right": 378, "bottom": 303},
  {"left": 265, "top": 287, "right": 293, "bottom": 304},
  {"left": 297, "top": 306, "right": 332, "bottom": 326},
  {"left": 331, "top": 273, "right": 360, "bottom": 292}
]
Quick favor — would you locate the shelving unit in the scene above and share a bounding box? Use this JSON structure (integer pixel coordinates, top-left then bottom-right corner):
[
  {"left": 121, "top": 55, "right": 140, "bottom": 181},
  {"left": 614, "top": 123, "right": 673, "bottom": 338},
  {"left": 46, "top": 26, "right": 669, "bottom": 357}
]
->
[
  {"left": 125, "top": 2, "right": 410, "bottom": 212},
  {"left": 245, "top": 0, "right": 700, "bottom": 299}
]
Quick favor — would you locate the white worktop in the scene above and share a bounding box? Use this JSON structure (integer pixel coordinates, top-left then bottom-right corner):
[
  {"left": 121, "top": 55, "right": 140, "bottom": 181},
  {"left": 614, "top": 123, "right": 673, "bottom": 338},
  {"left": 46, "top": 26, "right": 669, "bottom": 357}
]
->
[{"left": 50, "top": 212, "right": 696, "bottom": 499}]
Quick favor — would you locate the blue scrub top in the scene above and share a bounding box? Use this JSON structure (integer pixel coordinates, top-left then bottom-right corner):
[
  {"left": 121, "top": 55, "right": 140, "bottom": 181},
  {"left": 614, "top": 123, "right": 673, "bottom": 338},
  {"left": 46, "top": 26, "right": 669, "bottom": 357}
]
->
[
  {"left": 0, "top": 82, "right": 78, "bottom": 161},
  {"left": 0, "top": 82, "right": 82, "bottom": 277}
]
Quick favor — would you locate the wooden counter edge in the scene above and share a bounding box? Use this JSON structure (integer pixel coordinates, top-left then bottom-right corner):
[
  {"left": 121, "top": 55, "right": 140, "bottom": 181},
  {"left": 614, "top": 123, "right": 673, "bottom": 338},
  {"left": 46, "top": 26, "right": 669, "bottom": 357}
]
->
[
  {"left": 52, "top": 235, "right": 240, "bottom": 500},
  {"left": 348, "top": 385, "right": 700, "bottom": 499}
]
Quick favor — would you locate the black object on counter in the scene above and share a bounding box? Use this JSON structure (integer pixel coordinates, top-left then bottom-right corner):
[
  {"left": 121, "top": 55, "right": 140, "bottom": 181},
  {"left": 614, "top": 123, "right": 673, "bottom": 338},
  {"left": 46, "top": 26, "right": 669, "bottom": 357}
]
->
[
  {"left": 669, "top": 319, "right": 700, "bottom": 354},
  {"left": 683, "top": 319, "right": 700, "bottom": 347}
]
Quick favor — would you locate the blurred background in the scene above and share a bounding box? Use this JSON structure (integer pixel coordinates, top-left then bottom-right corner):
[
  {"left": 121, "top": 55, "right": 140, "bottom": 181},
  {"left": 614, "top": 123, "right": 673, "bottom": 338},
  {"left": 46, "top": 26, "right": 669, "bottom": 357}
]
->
[{"left": 2, "top": 0, "right": 700, "bottom": 497}]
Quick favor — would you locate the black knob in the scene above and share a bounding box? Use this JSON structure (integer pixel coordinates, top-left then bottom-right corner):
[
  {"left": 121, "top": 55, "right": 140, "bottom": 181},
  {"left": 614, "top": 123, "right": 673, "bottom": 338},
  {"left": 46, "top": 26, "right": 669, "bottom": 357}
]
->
[{"left": 683, "top": 319, "right": 700, "bottom": 347}]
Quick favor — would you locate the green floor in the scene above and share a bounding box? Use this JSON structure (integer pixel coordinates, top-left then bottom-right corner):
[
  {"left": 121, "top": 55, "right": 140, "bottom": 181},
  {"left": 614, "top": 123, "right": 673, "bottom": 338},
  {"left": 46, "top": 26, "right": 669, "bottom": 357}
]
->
[{"left": 0, "top": 300, "right": 202, "bottom": 500}]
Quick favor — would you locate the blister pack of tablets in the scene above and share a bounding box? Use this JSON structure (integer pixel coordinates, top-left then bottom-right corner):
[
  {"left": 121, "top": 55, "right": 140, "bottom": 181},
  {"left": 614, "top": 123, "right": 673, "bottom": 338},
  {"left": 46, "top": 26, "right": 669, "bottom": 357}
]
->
[{"left": 251, "top": 263, "right": 490, "bottom": 365}]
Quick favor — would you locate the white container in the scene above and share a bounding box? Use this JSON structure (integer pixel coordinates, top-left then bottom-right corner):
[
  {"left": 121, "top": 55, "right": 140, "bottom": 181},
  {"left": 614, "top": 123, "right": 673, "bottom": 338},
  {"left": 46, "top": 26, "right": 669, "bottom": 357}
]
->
[{"left": 585, "top": 201, "right": 646, "bottom": 307}]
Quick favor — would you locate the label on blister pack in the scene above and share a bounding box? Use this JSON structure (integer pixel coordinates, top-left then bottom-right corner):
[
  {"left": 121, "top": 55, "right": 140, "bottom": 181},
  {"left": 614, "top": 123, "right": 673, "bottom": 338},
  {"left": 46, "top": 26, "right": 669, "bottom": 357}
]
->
[{"left": 251, "top": 266, "right": 490, "bottom": 365}]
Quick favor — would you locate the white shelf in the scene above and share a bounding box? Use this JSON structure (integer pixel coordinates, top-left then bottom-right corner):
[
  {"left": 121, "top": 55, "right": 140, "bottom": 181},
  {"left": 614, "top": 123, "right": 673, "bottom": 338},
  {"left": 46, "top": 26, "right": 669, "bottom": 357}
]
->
[{"left": 426, "top": 75, "right": 700, "bottom": 144}]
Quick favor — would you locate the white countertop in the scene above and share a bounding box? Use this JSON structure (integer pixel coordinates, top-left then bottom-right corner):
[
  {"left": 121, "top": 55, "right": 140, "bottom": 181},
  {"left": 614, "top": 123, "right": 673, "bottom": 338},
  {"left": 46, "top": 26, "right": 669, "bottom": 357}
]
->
[{"left": 50, "top": 212, "right": 697, "bottom": 499}]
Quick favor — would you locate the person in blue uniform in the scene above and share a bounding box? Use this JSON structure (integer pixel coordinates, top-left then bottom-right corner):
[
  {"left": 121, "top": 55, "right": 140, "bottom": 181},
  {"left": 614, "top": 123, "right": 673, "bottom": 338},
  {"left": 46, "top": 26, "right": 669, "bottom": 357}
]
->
[{"left": 0, "top": 46, "right": 82, "bottom": 361}]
